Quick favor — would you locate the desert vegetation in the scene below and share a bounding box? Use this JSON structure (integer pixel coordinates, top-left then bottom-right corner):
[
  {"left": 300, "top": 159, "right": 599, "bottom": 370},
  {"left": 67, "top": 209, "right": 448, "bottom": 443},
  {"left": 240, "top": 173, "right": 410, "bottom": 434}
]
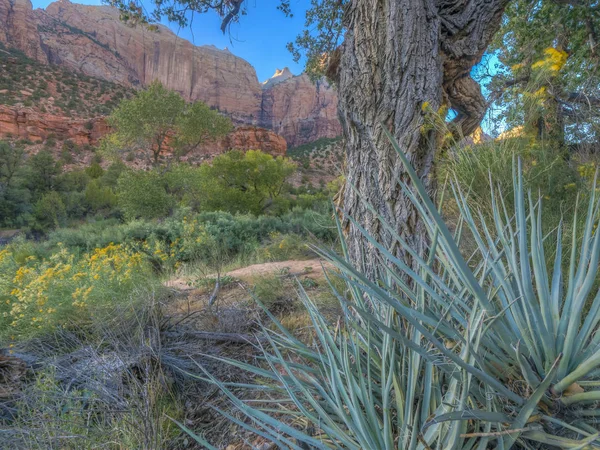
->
[
  {"left": 2, "top": 0, "right": 600, "bottom": 448},
  {"left": 0, "top": 43, "right": 133, "bottom": 117}
]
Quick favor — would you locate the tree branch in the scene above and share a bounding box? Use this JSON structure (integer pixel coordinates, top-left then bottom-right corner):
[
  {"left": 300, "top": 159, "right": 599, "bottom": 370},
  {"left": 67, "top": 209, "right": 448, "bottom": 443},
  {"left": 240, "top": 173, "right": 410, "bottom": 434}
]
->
[{"left": 220, "top": 0, "right": 244, "bottom": 33}]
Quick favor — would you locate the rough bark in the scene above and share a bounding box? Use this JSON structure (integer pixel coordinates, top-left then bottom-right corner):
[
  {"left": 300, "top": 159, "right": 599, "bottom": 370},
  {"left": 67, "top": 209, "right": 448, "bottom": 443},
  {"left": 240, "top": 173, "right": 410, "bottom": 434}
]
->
[{"left": 338, "top": 0, "right": 509, "bottom": 277}]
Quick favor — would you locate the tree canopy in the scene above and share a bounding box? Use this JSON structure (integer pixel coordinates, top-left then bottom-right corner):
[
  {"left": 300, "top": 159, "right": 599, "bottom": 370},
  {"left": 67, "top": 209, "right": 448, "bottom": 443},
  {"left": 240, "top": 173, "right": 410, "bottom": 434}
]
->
[
  {"left": 485, "top": 0, "right": 599, "bottom": 142},
  {"left": 107, "top": 81, "right": 232, "bottom": 165}
]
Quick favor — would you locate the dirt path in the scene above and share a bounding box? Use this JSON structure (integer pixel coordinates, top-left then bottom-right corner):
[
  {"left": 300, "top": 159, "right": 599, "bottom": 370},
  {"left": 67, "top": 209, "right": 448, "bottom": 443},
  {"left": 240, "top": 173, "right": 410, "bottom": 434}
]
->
[
  {"left": 165, "top": 258, "right": 333, "bottom": 291},
  {"left": 225, "top": 258, "right": 332, "bottom": 280}
]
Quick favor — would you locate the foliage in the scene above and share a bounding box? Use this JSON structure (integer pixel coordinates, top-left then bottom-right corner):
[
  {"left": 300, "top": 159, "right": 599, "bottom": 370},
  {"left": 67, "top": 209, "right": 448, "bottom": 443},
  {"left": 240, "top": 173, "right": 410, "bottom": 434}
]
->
[
  {"left": 257, "top": 232, "right": 314, "bottom": 261},
  {"left": 106, "top": 81, "right": 231, "bottom": 165},
  {"left": 174, "top": 100, "right": 233, "bottom": 157},
  {"left": 0, "top": 142, "right": 129, "bottom": 229},
  {"left": 190, "top": 134, "right": 600, "bottom": 449},
  {"left": 117, "top": 170, "right": 173, "bottom": 220},
  {"left": 34, "top": 191, "right": 67, "bottom": 231},
  {"left": 0, "top": 141, "right": 30, "bottom": 227},
  {"left": 285, "top": 0, "right": 346, "bottom": 78},
  {"left": 0, "top": 242, "right": 150, "bottom": 340},
  {"left": 84, "top": 179, "right": 118, "bottom": 212},
  {"left": 199, "top": 150, "right": 297, "bottom": 215},
  {"left": 107, "top": 81, "right": 185, "bottom": 165},
  {"left": 27, "top": 150, "right": 62, "bottom": 198},
  {"left": 85, "top": 162, "right": 104, "bottom": 179},
  {"left": 488, "top": 0, "right": 600, "bottom": 143},
  {"left": 441, "top": 134, "right": 581, "bottom": 228}
]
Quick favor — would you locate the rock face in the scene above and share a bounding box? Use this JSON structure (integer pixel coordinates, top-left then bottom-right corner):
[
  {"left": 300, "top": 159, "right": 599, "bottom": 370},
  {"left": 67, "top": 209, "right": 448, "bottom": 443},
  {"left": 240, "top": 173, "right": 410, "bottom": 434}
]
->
[
  {"left": 0, "top": 0, "right": 341, "bottom": 147},
  {"left": 260, "top": 73, "right": 340, "bottom": 148},
  {"left": 39, "top": 0, "right": 263, "bottom": 125},
  {"left": 0, "top": 105, "right": 108, "bottom": 145},
  {"left": 0, "top": 105, "right": 286, "bottom": 157},
  {"left": 221, "top": 126, "right": 287, "bottom": 156},
  {"left": 0, "top": 0, "right": 47, "bottom": 63}
]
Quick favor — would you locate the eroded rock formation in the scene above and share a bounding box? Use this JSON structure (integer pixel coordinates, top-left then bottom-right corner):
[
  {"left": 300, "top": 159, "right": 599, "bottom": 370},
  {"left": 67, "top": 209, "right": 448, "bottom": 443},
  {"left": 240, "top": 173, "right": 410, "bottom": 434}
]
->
[
  {"left": 0, "top": 105, "right": 286, "bottom": 157},
  {"left": 0, "top": 105, "right": 108, "bottom": 145},
  {"left": 0, "top": 0, "right": 47, "bottom": 63},
  {"left": 0, "top": 0, "right": 341, "bottom": 146},
  {"left": 260, "top": 73, "right": 340, "bottom": 148}
]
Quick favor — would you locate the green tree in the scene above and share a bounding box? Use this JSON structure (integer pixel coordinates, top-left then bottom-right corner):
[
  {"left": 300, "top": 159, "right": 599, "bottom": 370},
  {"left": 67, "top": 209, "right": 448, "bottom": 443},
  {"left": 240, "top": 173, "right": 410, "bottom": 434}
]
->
[
  {"left": 117, "top": 170, "right": 173, "bottom": 219},
  {"left": 85, "top": 180, "right": 118, "bottom": 212},
  {"left": 0, "top": 141, "right": 30, "bottom": 227},
  {"left": 201, "top": 150, "right": 296, "bottom": 214},
  {"left": 0, "top": 141, "right": 25, "bottom": 189},
  {"left": 174, "top": 101, "right": 233, "bottom": 159},
  {"left": 27, "top": 150, "right": 61, "bottom": 198},
  {"left": 488, "top": 0, "right": 599, "bottom": 144},
  {"left": 107, "top": 81, "right": 232, "bottom": 166},
  {"left": 34, "top": 191, "right": 67, "bottom": 231},
  {"left": 108, "top": 81, "right": 185, "bottom": 166}
]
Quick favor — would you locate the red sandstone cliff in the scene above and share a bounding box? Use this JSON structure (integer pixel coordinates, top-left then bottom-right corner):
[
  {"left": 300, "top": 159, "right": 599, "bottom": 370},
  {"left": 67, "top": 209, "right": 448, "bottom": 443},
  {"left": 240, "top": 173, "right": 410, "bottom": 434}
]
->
[
  {"left": 0, "top": 105, "right": 108, "bottom": 145},
  {"left": 260, "top": 71, "right": 340, "bottom": 148},
  {"left": 0, "top": 0, "right": 340, "bottom": 147},
  {"left": 0, "top": 105, "right": 286, "bottom": 158},
  {"left": 0, "top": 0, "right": 47, "bottom": 63}
]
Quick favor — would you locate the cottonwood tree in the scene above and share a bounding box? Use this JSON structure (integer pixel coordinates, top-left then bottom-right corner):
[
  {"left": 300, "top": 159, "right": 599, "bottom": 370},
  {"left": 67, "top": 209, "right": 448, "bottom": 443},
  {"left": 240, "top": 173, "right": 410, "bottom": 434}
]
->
[
  {"left": 108, "top": 81, "right": 232, "bottom": 166},
  {"left": 109, "top": 0, "right": 515, "bottom": 274},
  {"left": 200, "top": 150, "right": 296, "bottom": 214}
]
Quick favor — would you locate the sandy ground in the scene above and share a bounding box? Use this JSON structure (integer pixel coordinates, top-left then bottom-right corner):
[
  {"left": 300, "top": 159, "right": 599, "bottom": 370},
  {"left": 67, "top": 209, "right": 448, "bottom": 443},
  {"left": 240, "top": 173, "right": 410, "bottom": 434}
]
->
[{"left": 164, "top": 258, "right": 333, "bottom": 291}]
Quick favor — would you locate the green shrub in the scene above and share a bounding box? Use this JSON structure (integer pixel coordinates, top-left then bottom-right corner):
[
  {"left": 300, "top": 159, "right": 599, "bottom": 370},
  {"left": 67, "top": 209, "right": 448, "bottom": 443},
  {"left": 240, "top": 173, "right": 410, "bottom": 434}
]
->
[
  {"left": 257, "top": 232, "right": 314, "bottom": 261},
  {"left": 34, "top": 191, "right": 67, "bottom": 231},
  {"left": 117, "top": 170, "right": 172, "bottom": 220},
  {"left": 85, "top": 162, "right": 104, "bottom": 179},
  {"left": 85, "top": 180, "right": 118, "bottom": 212}
]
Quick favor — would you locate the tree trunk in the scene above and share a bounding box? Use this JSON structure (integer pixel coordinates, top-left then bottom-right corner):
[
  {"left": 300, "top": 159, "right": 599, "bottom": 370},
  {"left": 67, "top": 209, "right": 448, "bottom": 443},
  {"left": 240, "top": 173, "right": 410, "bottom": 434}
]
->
[{"left": 336, "top": 0, "right": 510, "bottom": 277}]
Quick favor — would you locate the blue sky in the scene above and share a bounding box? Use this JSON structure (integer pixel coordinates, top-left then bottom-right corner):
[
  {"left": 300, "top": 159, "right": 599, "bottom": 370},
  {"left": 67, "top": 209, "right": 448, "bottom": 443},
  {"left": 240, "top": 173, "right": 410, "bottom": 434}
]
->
[{"left": 31, "top": 0, "right": 310, "bottom": 81}]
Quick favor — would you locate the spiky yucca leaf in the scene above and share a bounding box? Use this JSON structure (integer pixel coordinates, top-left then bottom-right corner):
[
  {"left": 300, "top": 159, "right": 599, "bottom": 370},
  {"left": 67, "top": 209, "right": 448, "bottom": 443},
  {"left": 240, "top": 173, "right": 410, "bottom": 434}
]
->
[{"left": 182, "top": 131, "right": 600, "bottom": 449}]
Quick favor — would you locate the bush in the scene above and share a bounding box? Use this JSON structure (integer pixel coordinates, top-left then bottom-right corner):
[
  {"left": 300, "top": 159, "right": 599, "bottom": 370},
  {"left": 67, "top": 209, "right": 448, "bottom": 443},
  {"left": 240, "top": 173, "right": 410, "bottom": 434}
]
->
[
  {"left": 85, "top": 162, "right": 104, "bottom": 179},
  {"left": 0, "top": 243, "right": 151, "bottom": 340},
  {"left": 441, "top": 136, "right": 580, "bottom": 227},
  {"left": 257, "top": 232, "right": 314, "bottom": 261},
  {"left": 34, "top": 191, "right": 67, "bottom": 231},
  {"left": 117, "top": 170, "right": 172, "bottom": 220},
  {"left": 85, "top": 180, "right": 118, "bottom": 212}
]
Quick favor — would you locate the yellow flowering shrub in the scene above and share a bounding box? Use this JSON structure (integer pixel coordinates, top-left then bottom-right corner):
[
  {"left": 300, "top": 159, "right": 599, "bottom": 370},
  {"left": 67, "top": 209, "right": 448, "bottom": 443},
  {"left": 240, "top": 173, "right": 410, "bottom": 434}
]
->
[
  {"left": 258, "top": 232, "right": 311, "bottom": 261},
  {"left": 577, "top": 162, "right": 597, "bottom": 184},
  {"left": 0, "top": 243, "right": 149, "bottom": 340},
  {"left": 142, "top": 216, "right": 214, "bottom": 271},
  {"left": 531, "top": 47, "right": 568, "bottom": 73}
]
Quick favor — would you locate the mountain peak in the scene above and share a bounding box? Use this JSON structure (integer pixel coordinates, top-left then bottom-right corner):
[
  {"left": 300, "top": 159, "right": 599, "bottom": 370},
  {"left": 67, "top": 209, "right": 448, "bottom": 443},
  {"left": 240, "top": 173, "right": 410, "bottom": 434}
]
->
[{"left": 262, "top": 67, "right": 294, "bottom": 89}]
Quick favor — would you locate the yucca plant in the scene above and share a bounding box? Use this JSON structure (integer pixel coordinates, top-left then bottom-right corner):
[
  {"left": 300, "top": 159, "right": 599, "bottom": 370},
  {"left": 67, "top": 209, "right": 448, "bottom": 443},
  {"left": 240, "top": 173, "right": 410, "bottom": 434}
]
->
[{"left": 181, "top": 130, "right": 600, "bottom": 449}]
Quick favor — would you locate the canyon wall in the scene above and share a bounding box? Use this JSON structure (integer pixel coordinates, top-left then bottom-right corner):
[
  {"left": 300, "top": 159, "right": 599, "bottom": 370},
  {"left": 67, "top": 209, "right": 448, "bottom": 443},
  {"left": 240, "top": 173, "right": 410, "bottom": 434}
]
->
[
  {"left": 0, "top": 0, "right": 341, "bottom": 147},
  {"left": 0, "top": 105, "right": 286, "bottom": 157},
  {"left": 0, "top": 0, "right": 47, "bottom": 63}
]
